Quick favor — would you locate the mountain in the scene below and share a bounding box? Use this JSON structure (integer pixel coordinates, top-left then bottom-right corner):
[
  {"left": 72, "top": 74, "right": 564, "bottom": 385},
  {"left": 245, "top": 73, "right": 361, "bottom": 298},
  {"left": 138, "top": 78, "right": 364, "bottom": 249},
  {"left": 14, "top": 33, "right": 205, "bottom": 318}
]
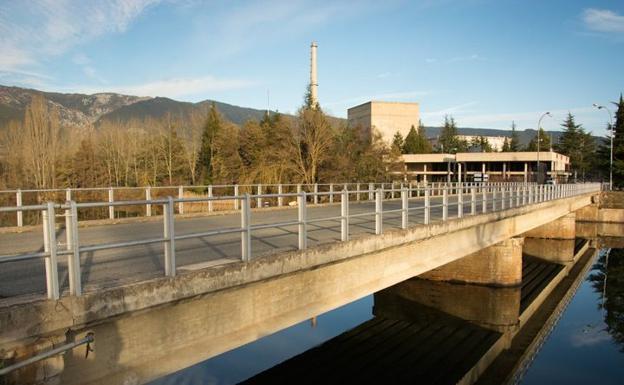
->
[{"left": 0, "top": 85, "right": 278, "bottom": 131}]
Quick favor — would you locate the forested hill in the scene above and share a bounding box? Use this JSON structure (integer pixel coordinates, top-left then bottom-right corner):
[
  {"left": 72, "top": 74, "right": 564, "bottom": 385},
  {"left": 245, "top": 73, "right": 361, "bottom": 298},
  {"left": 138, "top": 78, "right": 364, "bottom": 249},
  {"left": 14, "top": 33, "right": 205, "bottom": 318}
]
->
[{"left": 0, "top": 85, "right": 278, "bottom": 130}]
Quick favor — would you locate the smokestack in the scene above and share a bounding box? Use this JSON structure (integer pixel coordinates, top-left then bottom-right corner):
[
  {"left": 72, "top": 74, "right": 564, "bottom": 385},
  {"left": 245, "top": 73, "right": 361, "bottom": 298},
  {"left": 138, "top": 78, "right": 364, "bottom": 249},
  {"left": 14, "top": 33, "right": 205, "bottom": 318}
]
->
[{"left": 310, "top": 41, "right": 318, "bottom": 108}]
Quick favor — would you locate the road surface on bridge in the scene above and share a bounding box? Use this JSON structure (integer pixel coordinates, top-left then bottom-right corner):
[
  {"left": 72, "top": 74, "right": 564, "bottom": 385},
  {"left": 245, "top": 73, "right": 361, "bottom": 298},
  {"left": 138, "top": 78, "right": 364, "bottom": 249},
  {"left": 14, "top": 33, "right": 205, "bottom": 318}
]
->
[{"left": 0, "top": 194, "right": 488, "bottom": 300}]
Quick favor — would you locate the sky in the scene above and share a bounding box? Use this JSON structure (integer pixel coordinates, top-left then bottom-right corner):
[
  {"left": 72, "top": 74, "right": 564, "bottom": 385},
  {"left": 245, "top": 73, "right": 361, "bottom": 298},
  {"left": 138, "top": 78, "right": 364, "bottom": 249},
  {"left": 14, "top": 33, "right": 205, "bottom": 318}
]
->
[{"left": 0, "top": 0, "right": 623, "bottom": 134}]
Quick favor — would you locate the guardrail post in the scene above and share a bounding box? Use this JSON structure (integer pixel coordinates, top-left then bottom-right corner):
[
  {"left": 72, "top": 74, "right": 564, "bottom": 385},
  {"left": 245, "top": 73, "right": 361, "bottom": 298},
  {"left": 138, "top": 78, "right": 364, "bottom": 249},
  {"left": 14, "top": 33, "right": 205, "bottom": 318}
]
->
[
  {"left": 163, "top": 197, "right": 176, "bottom": 277},
  {"left": 108, "top": 188, "right": 114, "bottom": 219},
  {"left": 442, "top": 187, "right": 448, "bottom": 221},
  {"left": 501, "top": 187, "right": 506, "bottom": 210},
  {"left": 375, "top": 188, "right": 383, "bottom": 234},
  {"left": 369, "top": 183, "right": 374, "bottom": 201},
  {"left": 482, "top": 186, "right": 487, "bottom": 214},
  {"left": 66, "top": 201, "right": 82, "bottom": 296},
  {"left": 341, "top": 189, "right": 349, "bottom": 241},
  {"left": 241, "top": 194, "right": 251, "bottom": 261},
  {"left": 278, "top": 184, "right": 284, "bottom": 207},
  {"left": 297, "top": 184, "right": 302, "bottom": 194},
  {"left": 515, "top": 185, "right": 520, "bottom": 207},
  {"left": 178, "top": 186, "right": 184, "bottom": 214},
  {"left": 329, "top": 183, "right": 334, "bottom": 204},
  {"left": 471, "top": 186, "right": 476, "bottom": 215},
  {"left": 401, "top": 187, "right": 408, "bottom": 229},
  {"left": 16, "top": 189, "right": 23, "bottom": 227},
  {"left": 298, "top": 191, "right": 307, "bottom": 250},
  {"left": 207, "top": 185, "right": 214, "bottom": 212},
  {"left": 522, "top": 185, "right": 527, "bottom": 205},
  {"left": 424, "top": 187, "right": 430, "bottom": 225},
  {"left": 313, "top": 183, "right": 318, "bottom": 205},
  {"left": 146, "top": 187, "right": 152, "bottom": 216},
  {"left": 43, "top": 202, "right": 60, "bottom": 300},
  {"left": 492, "top": 187, "right": 497, "bottom": 212},
  {"left": 356, "top": 183, "right": 361, "bottom": 201},
  {"left": 256, "top": 184, "right": 262, "bottom": 209},
  {"left": 234, "top": 185, "right": 240, "bottom": 210},
  {"left": 457, "top": 186, "right": 463, "bottom": 218}
]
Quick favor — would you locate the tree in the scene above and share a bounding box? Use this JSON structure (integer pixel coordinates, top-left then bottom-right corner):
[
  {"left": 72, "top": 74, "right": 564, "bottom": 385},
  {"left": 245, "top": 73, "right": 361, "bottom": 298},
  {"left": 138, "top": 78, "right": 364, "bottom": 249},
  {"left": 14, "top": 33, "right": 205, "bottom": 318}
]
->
[
  {"left": 437, "top": 116, "right": 467, "bottom": 153},
  {"left": 391, "top": 131, "right": 404, "bottom": 153},
  {"left": 502, "top": 137, "right": 511, "bottom": 152},
  {"left": 471, "top": 136, "right": 494, "bottom": 152},
  {"left": 510, "top": 121, "right": 521, "bottom": 151},
  {"left": 526, "top": 128, "right": 551, "bottom": 151},
  {"left": 197, "top": 103, "right": 222, "bottom": 184},
  {"left": 556, "top": 113, "right": 594, "bottom": 180},
  {"left": 613, "top": 94, "right": 624, "bottom": 188}
]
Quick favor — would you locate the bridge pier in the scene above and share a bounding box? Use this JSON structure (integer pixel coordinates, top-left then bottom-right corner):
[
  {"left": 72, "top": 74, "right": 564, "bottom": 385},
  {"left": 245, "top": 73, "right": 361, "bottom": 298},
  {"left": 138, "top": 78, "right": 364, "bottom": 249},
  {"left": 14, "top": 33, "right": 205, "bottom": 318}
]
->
[
  {"left": 419, "top": 237, "right": 524, "bottom": 287},
  {"left": 523, "top": 213, "right": 576, "bottom": 240},
  {"left": 523, "top": 238, "right": 576, "bottom": 263},
  {"left": 374, "top": 278, "right": 520, "bottom": 333}
]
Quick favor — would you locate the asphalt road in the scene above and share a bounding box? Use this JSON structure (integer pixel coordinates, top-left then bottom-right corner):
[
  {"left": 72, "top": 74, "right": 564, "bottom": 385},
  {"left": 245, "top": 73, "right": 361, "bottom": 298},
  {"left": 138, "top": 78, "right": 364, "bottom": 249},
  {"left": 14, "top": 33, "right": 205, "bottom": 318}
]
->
[{"left": 0, "top": 194, "right": 496, "bottom": 300}]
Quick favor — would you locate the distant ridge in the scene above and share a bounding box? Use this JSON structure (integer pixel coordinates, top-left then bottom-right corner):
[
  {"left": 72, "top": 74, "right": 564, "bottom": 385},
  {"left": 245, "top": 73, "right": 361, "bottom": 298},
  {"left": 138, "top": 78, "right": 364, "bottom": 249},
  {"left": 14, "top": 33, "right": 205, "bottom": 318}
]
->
[{"left": 0, "top": 85, "right": 603, "bottom": 147}]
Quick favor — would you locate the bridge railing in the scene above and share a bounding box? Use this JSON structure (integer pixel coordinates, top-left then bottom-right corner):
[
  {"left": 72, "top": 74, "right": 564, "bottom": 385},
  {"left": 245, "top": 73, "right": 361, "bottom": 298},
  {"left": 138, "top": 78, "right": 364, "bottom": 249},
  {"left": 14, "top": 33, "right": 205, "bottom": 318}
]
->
[
  {"left": 0, "top": 182, "right": 599, "bottom": 301},
  {"left": 0, "top": 182, "right": 534, "bottom": 228}
]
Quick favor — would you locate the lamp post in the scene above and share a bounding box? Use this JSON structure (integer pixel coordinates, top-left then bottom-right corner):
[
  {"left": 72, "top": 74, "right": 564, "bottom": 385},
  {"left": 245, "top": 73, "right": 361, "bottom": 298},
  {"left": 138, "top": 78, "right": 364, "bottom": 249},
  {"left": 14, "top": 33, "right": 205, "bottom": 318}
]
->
[
  {"left": 593, "top": 103, "right": 614, "bottom": 190},
  {"left": 536, "top": 112, "right": 552, "bottom": 184}
]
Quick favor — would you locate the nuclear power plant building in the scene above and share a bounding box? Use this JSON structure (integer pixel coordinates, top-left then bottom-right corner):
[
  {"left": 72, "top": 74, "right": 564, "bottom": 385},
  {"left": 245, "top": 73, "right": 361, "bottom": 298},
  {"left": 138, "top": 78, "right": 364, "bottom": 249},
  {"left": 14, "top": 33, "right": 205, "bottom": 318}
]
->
[{"left": 347, "top": 101, "right": 420, "bottom": 144}]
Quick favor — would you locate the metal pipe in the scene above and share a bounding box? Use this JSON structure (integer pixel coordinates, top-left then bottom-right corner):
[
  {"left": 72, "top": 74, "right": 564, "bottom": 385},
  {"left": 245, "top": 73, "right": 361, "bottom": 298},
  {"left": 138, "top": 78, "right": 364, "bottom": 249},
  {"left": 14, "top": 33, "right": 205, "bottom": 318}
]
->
[{"left": 0, "top": 333, "right": 94, "bottom": 376}]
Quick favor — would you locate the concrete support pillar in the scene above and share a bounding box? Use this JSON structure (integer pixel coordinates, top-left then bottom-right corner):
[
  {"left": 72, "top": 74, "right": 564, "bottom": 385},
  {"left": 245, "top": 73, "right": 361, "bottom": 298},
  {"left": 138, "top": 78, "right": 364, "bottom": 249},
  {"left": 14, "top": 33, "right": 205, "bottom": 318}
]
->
[
  {"left": 482, "top": 162, "right": 486, "bottom": 174},
  {"left": 423, "top": 164, "right": 428, "bottom": 184},
  {"left": 458, "top": 163, "right": 462, "bottom": 183},
  {"left": 523, "top": 238, "right": 576, "bottom": 263},
  {"left": 420, "top": 237, "right": 524, "bottom": 287},
  {"left": 374, "top": 278, "right": 520, "bottom": 332},
  {"left": 524, "top": 213, "right": 575, "bottom": 240},
  {"left": 503, "top": 162, "right": 507, "bottom": 180}
]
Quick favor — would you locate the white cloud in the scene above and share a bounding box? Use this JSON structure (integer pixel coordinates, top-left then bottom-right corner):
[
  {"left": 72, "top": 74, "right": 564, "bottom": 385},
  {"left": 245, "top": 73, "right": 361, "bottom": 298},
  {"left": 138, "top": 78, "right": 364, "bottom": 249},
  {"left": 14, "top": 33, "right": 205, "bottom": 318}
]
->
[
  {"left": 326, "top": 90, "right": 429, "bottom": 108},
  {"left": 0, "top": 0, "right": 160, "bottom": 73},
  {"left": 447, "top": 54, "right": 485, "bottom": 63},
  {"left": 61, "top": 76, "right": 257, "bottom": 98},
  {"left": 583, "top": 8, "right": 624, "bottom": 34}
]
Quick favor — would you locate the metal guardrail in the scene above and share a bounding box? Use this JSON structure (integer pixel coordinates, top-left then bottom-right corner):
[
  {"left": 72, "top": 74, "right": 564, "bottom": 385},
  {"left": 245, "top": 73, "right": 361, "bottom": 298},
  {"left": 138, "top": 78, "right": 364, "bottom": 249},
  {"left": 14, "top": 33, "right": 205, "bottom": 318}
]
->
[
  {"left": 0, "top": 182, "right": 601, "bottom": 301},
  {"left": 1, "top": 182, "right": 536, "bottom": 227}
]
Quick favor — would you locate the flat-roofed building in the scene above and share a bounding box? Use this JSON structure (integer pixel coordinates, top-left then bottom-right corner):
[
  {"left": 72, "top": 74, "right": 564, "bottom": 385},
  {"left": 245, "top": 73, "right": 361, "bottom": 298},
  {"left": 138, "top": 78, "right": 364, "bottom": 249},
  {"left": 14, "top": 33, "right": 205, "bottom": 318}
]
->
[
  {"left": 400, "top": 151, "right": 570, "bottom": 183},
  {"left": 347, "top": 101, "right": 420, "bottom": 144}
]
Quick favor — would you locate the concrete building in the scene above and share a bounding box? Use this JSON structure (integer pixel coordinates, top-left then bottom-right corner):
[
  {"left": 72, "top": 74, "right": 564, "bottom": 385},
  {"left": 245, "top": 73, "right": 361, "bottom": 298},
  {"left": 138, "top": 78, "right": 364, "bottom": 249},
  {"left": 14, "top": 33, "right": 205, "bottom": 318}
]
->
[
  {"left": 400, "top": 151, "right": 570, "bottom": 183},
  {"left": 347, "top": 101, "right": 420, "bottom": 144}
]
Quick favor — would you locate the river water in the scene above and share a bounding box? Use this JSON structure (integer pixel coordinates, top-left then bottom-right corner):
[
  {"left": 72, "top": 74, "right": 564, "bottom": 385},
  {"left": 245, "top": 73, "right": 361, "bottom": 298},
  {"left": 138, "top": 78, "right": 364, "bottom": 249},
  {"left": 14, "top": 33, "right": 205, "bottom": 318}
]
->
[{"left": 151, "top": 243, "right": 624, "bottom": 385}]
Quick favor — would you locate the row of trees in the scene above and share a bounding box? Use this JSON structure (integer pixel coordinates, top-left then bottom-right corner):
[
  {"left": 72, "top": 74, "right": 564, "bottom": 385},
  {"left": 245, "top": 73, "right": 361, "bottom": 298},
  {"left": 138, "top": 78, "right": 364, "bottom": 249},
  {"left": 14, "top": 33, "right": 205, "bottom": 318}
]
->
[{"left": 0, "top": 91, "right": 398, "bottom": 190}]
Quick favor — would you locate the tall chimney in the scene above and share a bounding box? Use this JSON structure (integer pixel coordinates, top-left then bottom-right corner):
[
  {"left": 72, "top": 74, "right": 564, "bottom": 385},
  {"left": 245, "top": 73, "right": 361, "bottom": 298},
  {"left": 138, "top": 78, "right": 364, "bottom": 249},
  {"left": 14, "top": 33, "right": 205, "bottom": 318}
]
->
[{"left": 310, "top": 41, "right": 318, "bottom": 108}]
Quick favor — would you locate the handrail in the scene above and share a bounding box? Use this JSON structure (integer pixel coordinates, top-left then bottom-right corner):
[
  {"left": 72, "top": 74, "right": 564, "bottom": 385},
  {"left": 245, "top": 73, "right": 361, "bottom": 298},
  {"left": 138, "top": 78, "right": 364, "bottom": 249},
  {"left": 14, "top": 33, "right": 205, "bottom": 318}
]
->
[{"left": 0, "top": 182, "right": 601, "bottom": 302}]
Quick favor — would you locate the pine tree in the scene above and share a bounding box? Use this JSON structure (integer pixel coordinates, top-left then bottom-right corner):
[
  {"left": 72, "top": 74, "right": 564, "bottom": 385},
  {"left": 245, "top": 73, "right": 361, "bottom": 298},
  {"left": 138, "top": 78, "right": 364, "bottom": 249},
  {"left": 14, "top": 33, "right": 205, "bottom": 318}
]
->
[
  {"left": 510, "top": 121, "right": 521, "bottom": 151},
  {"left": 197, "top": 103, "right": 222, "bottom": 184},
  {"left": 417, "top": 120, "right": 433, "bottom": 153},
  {"left": 526, "top": 128, "right": 551, "bottom": 151},
  {"left": 502, "top": 137, "right": 511, "bottom": 152},
  {"left": 392, "top": 131, "right": 404, "bottom": 153},
  {"left": 403, "top": 125, "right": 420, "bottom": 153},
  {"left": 613, "top": 94, "right": 624, "bottom": 188},
  {"left": 437, "top": 116, "right": 466, "bottom": 153}
]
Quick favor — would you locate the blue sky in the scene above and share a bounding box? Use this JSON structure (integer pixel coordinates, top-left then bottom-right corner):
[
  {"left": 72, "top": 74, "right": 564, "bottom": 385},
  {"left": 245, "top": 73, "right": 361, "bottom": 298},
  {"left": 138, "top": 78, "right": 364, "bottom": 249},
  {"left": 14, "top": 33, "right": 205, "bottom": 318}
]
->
[{"left": 1, "top": 0, "right": 623, "bottom": 133}]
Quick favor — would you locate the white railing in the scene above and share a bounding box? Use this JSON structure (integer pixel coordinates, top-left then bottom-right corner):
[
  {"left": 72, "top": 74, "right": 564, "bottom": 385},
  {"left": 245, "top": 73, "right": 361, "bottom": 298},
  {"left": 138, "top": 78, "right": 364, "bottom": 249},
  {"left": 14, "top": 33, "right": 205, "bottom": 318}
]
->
[
  {"left": 1, "top": 182, "right": 533, "bottom": 228},
  {"left": 0, "top": 182, "right": 600, "bottom": 301}
]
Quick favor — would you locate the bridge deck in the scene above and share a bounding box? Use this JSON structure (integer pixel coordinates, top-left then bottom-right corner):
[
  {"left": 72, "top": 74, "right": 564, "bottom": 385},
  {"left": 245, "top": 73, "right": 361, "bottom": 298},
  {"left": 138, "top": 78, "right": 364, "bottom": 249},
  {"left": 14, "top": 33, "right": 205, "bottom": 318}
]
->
[{"left": 0, "top": 195, "right": 476, "bottom": 300}]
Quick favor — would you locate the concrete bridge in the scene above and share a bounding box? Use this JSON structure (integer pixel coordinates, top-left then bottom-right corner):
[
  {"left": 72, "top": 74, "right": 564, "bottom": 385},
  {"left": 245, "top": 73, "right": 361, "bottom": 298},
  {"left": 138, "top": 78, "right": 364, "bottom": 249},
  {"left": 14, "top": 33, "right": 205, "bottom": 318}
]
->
[{"left": 0, "top": 182, "right": 619, "bottom": 384}]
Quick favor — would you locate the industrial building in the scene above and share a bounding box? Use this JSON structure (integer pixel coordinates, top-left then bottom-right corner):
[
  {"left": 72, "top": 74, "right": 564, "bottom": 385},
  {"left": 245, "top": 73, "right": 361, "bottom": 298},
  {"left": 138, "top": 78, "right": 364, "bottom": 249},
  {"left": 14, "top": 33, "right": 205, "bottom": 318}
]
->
[
  {"left": 400, "top": 151, "right": 570, "bottom": 183},
  {"left": 347, "top": 101, "right": 420, "bottom": 145}
]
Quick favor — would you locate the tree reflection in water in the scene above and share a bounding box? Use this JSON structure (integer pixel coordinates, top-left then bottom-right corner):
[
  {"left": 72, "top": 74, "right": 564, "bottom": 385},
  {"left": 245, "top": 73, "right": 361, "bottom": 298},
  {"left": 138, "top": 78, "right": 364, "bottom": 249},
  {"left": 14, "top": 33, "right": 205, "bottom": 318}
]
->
[{"left": 588, "top": 248, "right": 624, "bottom": 351}]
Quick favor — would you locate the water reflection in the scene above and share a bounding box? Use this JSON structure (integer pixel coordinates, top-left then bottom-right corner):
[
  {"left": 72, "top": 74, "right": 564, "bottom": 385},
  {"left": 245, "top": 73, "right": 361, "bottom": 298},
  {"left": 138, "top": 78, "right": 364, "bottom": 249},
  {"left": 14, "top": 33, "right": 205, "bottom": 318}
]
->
[
  {"left": 520, "top": 247, "right": 624, "bottom": 385},
  {"left": 588, "top": 248, "right": 624, "bottom": 352}
]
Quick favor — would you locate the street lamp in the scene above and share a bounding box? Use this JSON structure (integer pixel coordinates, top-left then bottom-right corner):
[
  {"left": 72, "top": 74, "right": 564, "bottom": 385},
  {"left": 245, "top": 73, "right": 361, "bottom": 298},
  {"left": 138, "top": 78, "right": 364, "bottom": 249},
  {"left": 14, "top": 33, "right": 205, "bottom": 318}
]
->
[
  {"left": 536, "top": 112, "right": 552, "bottom": 184},
  {"left": 593, "top": 103, "right": 614, "bottom": 190}
]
